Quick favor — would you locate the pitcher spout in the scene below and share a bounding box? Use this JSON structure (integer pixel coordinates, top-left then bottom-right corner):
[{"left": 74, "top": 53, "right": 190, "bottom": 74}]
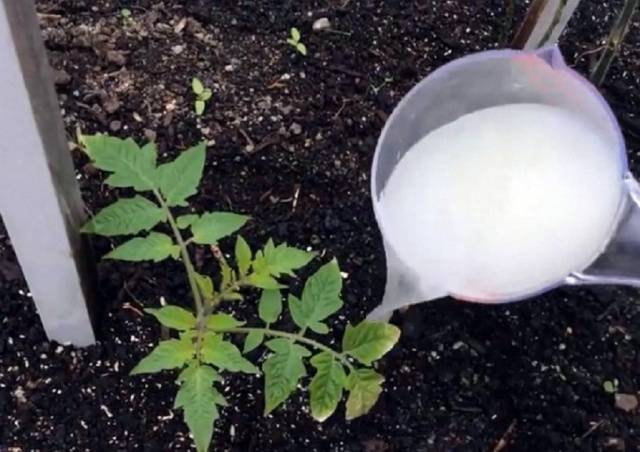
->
[
  {"left": 367, "top": 242, "right": 448, "bottom": 321},
  {"left": 534, "top": 45, "right": 567, "bottom": 69}
]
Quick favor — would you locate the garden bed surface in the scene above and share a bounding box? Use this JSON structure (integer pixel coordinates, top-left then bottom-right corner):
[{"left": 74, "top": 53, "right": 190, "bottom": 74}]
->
[{"left": 1, "top": 0, "right": 640, "bottom": 450}]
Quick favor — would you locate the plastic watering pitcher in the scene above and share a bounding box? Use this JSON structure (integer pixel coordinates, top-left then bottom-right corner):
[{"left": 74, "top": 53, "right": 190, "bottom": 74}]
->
[{"left": 369, "top": 46, "right": 640, "bottom": 320}]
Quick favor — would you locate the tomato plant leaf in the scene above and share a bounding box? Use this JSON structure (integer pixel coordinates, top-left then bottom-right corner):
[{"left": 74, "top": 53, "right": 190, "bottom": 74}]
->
[
  {"left": 177, "top": 214, "right": 199, "bottom": 229},
  {"left": 235, "top": 236, "right": 252, "bottom": 276},
  {"left": 81, "top": 134, "right": 157, "bottom": 191},
  {"left": 206, "top": 314, "right": 245, "bottom": 330},
  {"left": 243, "top": 330, "right": 264, "bottom": 353},
  {"left": 345, "top": 368, "right": 384, "bottom": 420},
  {"left": 191, "top": 212, "right": 250, "bottom": 245},
  {"left": 105, "top": 232, "right": 179, "bottom": 262},
  {"left": 309, "top": 352, "right": 347, "bottom": 422},
  {"left": 262, "top": 242, "right": 316, "bottom": 277},
  {"left": 341, "top": 321, "right": 401, "bottom": 365},
  {"left": 174, "top": 363, "right": 224, "bottom": 452},
  {"left": 262, "top": 338, "right": 310, "bottom": 414},
  {"left": 258, "top": 289, "right": 282, "bottom": 324},
  {"left": 81, "top": 196, "right": 165, "bottom": 236},
  {"left": 130, "top": 338, "right": 194, "bottom": 374},
  {"left": 145, "top": 305, "right": 196, "bottom": 330},
  {"left": 288, "top": 259, "right": 342, "bottom": 331},
  {"left": 156, "top": 143, "right": 206, "bottom": 206},
  {"left": 202, "top": 334, "right": 259, "bottom": 374}
]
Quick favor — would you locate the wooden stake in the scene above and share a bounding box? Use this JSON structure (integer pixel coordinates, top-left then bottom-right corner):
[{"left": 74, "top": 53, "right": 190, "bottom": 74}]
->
[{"left": 0, "top": 0, "right": 95, "bottom": 345}]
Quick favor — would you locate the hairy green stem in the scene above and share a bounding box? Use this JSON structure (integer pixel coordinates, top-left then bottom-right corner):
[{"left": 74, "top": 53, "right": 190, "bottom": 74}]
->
[
  {"left": 210, "top": 326, "right": 355, "bottom": 371},
  {"left": 591, "top": 0, "right": 639, "bottom": 86},
  {"left": 153, "top": 189, "right": 206, "bottom": 361}
]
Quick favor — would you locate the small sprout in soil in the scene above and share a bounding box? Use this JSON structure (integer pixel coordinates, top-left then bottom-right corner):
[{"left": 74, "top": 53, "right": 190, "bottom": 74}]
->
[
  {"left": 120, "top": 8, "right": 133, "bottom": 25},
  {"left": 603, "top": 379, "right": 619, "bottom": 394},
  {"left": 79, "top": 134, "right": 401, "bottom": 452},
  {"left": 287, "top": 27, "right": 307, "bottom": 56},
  {"left": 192, "top": 77, "right": 213, "bottom": 116}
]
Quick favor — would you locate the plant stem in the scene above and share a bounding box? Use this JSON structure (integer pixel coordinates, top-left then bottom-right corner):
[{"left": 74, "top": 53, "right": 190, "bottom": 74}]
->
[
  {"left": 153, "top": 189, "right": 206, "bottom": 361},
  {"left": 591, "top": 0, "right": 639, "bottom": 86},
  {"left": 210, "top": 326, "right": 355, "bottom": 371}
]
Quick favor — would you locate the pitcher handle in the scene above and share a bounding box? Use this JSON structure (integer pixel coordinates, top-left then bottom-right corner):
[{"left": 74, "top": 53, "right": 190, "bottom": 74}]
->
[{"left": 568, "top": 174, "right": 640, "bottom": 287}]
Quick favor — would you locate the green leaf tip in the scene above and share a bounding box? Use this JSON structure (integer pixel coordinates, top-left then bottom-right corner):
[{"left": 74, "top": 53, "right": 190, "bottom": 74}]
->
[
  {"left": 130, "top": 337, "right": 194, "bottom": 375},
  {"left": 156, "top": 142, "right": 206, "bottom": 207},
  {"left": 342, "top": 321, "right": 401, "bottom": 365},
  {"left": 191, "top": 212, "right": 250, "bottom": 245},
  {"left": 309, "top": 352, "right": 347, "bottom": 422},
  {"left": 105, "top": 232, "right": 179, "bottom": 262},
  {"left": 174, "top": 363, "right": 225, "bottom": 452},
  {"left": 145, "top": 305, "right": 196, "bottom": 331},
  {"left": 81, "top": 196, "right": 165, "bottom": 237}
]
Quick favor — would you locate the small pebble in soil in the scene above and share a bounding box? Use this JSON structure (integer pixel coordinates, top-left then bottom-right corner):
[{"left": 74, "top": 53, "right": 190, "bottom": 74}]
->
[
  {"left": 614, "top": 393, "right": 638, "bottom": 412},
  {"left": 313, "top": 17, "right": 331, "bottom": 31}
]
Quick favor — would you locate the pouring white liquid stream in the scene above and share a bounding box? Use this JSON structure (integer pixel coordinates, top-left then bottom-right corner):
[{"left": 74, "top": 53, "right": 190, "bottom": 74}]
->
[{"left": 377, "top": 103, "right": 623, "bottom": 305}]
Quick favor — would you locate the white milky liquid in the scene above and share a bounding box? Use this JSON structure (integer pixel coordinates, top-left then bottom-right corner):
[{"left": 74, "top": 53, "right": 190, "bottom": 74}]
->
[{"left": 380, "top": 103, "right": 623, "bottom": 301}]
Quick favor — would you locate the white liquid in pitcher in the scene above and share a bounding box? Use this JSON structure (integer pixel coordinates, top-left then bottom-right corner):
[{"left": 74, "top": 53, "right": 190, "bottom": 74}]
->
[{"left": 380, "top": 103, "right": 624, "bottom": 301}]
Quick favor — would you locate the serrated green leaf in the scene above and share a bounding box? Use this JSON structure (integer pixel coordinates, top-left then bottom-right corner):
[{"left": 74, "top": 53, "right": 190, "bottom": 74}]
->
[
  {"left": 297, "top": 43, "right": 307, "bottom": 56},
  {"left": 206, "top": 313, "right": 245, "bottom": 330},
  {"left": 243, "top": 330, "right": 264, "bottom": 353},
  {"left": 342, "top": 321, "right": 401, "bottom": 365},
  {"left": 202, "top": 334, "right": 259, "bottom": 374},
  {"left": 288, "top": 260, "right": 343, "bottom": 331},
  {"left": 247, "top": 272, "right": 285, "bottom": 290},
  {"left": 310, "top": 321, "right": 329, "bottom": 334},
  {"left": 156, "top": 143, "right": 206, "bottom": 207},
  {"left": 191, "top": 212, "right": 250, "bottom": 245},
  {"left": 290, "top": 27, "right": 301, "bottom": 42},
  {"left": 81, "top": 134, "right": 157, "bottom": 191},
  {"left": 195, "top": 100, "right": 205, "bottom": 116},
  {"left": 105, "top": 232, "right": 179, "bottom": 262},
  {"left": 194, "top": 272, "right": 214, "bottom": 300},
  {"left": 262, "top": 242, "right": 316, "bottom": 277},
  {"left": 201, "top": 89, "right": 213, "bottom": 101},
  {"left": 81, "top": 196, "right": 164, "bottom": 237},
  {"left": 345, "top": 368, "right": 384, "bottom": 420},
  {"left": 221, "top": 262, "right": 235, "bottom": 289},
  {"left": 262, "top": 338, "right": 310, "bottom": 414},
  {"left": 177, "top": 214, "right": 199, "bottom": 229},
  {"left": 192, "top": 77, "right": 204, "bottom": 95},
  {"left": 174, "top": 363, "right": 223, "bottom": 452},
  {"left": 309, "top": 352, "right": 347, "bottom": 422},
  {"left": 145, "top": 305, "right": 196, "bottom": 330},
  {"left": 130, "top": 338, "right": 194, "bottom": 374},
  {"left": 259, "top": 289, "right": 282, "bottom": 324},
  {"left": 235, "top": 236, "right": 252, "bottom": 276}
]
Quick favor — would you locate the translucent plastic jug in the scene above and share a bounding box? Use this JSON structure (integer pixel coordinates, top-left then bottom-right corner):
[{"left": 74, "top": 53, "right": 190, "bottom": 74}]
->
[{"left": 369, "top": 46, "right": 640, "bottom": 320}]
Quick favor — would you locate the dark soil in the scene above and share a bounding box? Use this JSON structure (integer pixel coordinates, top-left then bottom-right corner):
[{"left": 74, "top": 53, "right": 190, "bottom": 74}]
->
[{"left": 2, "top": 0, "right": 640, "bottom": 451}]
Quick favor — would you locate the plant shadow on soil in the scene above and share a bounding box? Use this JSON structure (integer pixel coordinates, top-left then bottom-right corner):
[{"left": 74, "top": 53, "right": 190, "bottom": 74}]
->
[{"left": 1, "top": 0, "right": 639, "bottom": 451}]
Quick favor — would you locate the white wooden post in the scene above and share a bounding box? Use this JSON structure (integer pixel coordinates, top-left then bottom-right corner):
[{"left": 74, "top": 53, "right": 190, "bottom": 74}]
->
[{"left": 0, "top": 0, "right": 95, "bottom": 345}]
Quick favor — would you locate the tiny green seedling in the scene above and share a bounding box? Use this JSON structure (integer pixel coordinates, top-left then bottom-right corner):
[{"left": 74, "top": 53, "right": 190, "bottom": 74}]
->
[
  {"left": 79, "top": 134, "right": 401, "bottom": 452},
  {"left": 192, "top": 77, "right": 213, "bottom": 116},
  {"left": 287, "top": 27, "right": 307, "bottom": 56},
  {"left": 120, "top": 8, "right": 133, "bottom": 24},
  {"left": 603, "top": 379, "right": 619, "bottom": 394}
]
